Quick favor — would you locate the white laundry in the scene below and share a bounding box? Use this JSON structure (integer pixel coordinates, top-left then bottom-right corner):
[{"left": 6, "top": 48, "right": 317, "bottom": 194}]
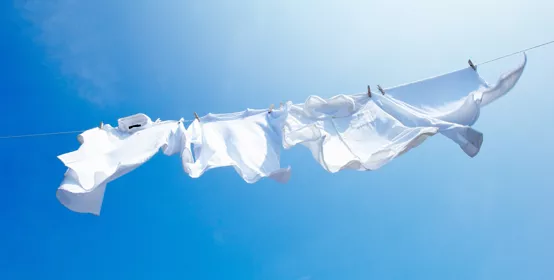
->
[
  {"left": 372, "top": 93, "right": 483, "bottom": 157},
  {"left": 382, "top": 53, "right": 527, "bottom": 126},
  {"left": 56, "top": 114, "right": 187, "bottom": 215},
  {"left": 57, "top": 169, "right": 107, "bottom": 216},
  {"left": 283, "top": 94, "right": 439, "bottom": 173},
  {"left": 183, "top": 108, "right": 291, "bottom": 184},
  {"left": 52, "top": 54, "right": 530, "bottom": 215}
]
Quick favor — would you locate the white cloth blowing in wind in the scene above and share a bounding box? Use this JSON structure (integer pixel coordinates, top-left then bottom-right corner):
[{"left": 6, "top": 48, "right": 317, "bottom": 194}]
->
[
  {"left": 54, "top": 56, "right": 527, "bottom": 215},
  {"left": 371, "top": 93, "right": 484, "bottom": 157},
  {"left": 369, "top": 53, "right": 526, "bottom": 156},
  {"left": 381, "top": 53, "right": 527, "bottom": 126},
  {"left": 56, "top": 114, "right": 187, "bottom": 215},
  {"left": 183, "top": 107, "right": 291, "bottom": 184},
  {"left": 282, "top": 94, "right": 439, "bottom": 173}
]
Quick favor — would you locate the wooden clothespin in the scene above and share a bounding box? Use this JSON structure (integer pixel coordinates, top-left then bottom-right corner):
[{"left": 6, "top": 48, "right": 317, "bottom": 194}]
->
[
  {"left": 268, "top": 104, "right": 274, "bottom": 114},
  {"left": 193, "top": 112, "right": 200, "bottom": 121},
  {"left": 468, "top": 59, "right": 476, "bottom": 70},
  {"left": 377, "top": 85, "right": 385, "bottom": 95},
  {"left": 367, "top": 85, "right": 372, "bottom": 98}
]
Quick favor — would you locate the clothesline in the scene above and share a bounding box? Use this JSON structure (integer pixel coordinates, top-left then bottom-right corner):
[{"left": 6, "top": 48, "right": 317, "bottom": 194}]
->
[
  {"left": 476, "top": 39, "right": 554, "bottom": 66},
  {"left": 0, "top": 130, "right": 86, "bottom": 139},
  {"left": 1, "top": 39, "right": 553, "bottom": 140},
  {"left": 0, "top": 120, "right": 195, "bottom": 139},
  {"left": 56, "top": 57, "right": 528, "bottom": 215}
]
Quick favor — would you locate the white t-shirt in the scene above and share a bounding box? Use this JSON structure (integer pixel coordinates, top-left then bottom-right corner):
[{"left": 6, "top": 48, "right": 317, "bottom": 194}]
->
[
  {"left": 382, "top": 53, "right": 527, "bottom": 126},
  {"left": 56, "top": 116, "right": 187, "bottom": 215},
  {"left": 283, "top": 94, "right": 439, "bottom": 173},
  {"left": 372, "top": 93, "right": 483, "bottom": 157},
  {"left": 183, "top": 108, "right": 291, "bottom": 184}
]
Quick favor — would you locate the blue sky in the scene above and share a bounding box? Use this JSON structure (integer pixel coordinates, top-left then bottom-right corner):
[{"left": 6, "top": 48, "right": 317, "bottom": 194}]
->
[{"left": 1, "top": 0, "right": 554, "bottom": 279}]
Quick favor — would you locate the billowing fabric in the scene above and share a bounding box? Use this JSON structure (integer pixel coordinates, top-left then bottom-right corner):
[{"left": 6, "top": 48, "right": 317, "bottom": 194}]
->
[
  {"left": 54, "top": 55, "right": 529, "bottom": 215},
  {"left": 57, "top": 170, "right": 107, "bottom": 216},
  {"left": 56, "top": 115, "right": 187, "bottom": 215},
  {"left": 283, "top": 94, "right": 439, "bottom": 173},
  {"left": 382, "top": 53, "right": 527, "bottom": 126},
  {"left": 183, "top": 108, "right": 291, "bottom": 183},
  {"left": 372, "top": 93, "right": 483, "bottom": 157}
]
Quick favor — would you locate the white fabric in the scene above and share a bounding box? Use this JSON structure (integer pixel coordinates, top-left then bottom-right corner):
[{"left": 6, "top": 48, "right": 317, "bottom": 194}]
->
[
  {"left": 117, "top": 113, "right": 153, "bottom": 133},
  {"left": 283, "top": 94, "right": 439, "bottom": 173},
  {"left": 54, "top": 55, "right": 529, "bottom": 215},
  {"left": 57, "top": 169, "right": 107, "bottom": 215},
  {"left": 56, "top": 115, "right": 187, "bottom": 215},
  {"left": 382, "top": 53, "right": 527, "bottom": 126},
  {"left": 372, "top": 93, "right": 483, "bottom": 157},
  {"left": 183, "top": 108, "right": 291, "bottom": 183}
]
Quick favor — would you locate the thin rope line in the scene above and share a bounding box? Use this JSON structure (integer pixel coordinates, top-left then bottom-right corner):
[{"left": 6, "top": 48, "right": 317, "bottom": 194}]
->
[
  {"left": 1, "top": 39, "right": 553, "bottom": 140},
  {"left": 0, "top": 130, "right": 85, "bottom": 139},
  {"left": 0, "top": 119, "right": 195, "bottom": 139},
  {"left": 477, "top": 39, "right": 554, "bottom": 66},
  {"left": 373, "top": 39, "right": 554, "bottom": 91}
]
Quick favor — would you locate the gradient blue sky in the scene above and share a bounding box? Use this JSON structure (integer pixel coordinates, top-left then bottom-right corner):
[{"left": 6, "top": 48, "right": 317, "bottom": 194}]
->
[{"left": 1, "top": 0, "right": 554, "bottom": 279}]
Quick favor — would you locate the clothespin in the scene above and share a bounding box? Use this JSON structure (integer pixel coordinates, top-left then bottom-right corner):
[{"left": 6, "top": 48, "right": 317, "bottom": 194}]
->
[
  {"left": 279, "top": 102, "right": 283, "bottom": 109},
  {"left": 193, "top": 112, "right": 200, "bottom": 121},
  {"left": 377, "top": 85, "right": 385, "bottom": 95},
  {"left": 99, "top": 121, "right": 104, "bottom": 129},
  {"left": 268, "top": 104, "right": 274, "bottom": 114},
  {"left": 367, "top": 85, "right": 372, "bottom": 98},
  {"left": 468, "top": 59, "right": 476, "bottom": 70}
]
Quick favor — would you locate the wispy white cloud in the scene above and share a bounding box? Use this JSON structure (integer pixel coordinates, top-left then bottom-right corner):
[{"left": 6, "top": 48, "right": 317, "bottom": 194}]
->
[
  {"left": 15, "top": 0, "right": 217, "bottom": 106},
  {"left": 212, "top": 230, "right": 225, "bottom": 245},
  {"left": 16, "top": 0, "right": 124, "bottom": 105},
  {"left": 17, "top": 0, "right": 528, "bottom": 107}
]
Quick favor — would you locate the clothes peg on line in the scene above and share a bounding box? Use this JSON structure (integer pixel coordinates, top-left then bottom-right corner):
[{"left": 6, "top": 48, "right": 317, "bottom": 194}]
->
[
  {"left": 367, "top": 85, "right": 372, "bottom": 98},
  {"left": 99, "top": 121, "right": 104, "bottom": 129},
  {"left": 268, "top": 104, "right": 274, "bottom": 113},
  {"left": 193, "top": 112, "right": 200, "bottom": 121},
  {"left": 468, "top": 59, "right": 476, "bottom": 70},
  {"left": 377, "top": 85, "right": 385, "bottom": 95}
]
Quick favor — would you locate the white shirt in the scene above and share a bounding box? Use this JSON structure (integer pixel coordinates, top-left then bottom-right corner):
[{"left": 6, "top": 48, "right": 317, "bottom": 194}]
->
[
  {"left": 183, "top": 108, "right": 291, "bottom": 184},
  {"left": 382, "top": 53, "right": 527, "bottom": 126},
  {"left": 372, "top": 93, "right": 483, "bottom": 157},
  {"left": 283, "top": 94, "right": 439, "bottom": 173},
  {"left": 56, "top": 115, "right": 187, "bottom": 215}
]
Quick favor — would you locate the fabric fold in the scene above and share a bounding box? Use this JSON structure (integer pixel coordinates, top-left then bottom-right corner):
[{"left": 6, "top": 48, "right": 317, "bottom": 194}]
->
[
  {"left": 371, "top": 93, "right": 484, "bottom": 157},
  {"left": 382, "top": 53, "right": 527, "bottom": 126},
  {"left": 283, "top": 95, "right": 439, "bottom": 173},
  {"left": 54, "top": 55, "right": 529, "bottom": 215},
  {"left": 183, "top": 107, "right": 291, "bottom": 184},
  {"left": 478, "top": 53, "right": 527, "bottom": 107},
  {"left": 56, "top": 114, "right": 187, "bottom": 215}
]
